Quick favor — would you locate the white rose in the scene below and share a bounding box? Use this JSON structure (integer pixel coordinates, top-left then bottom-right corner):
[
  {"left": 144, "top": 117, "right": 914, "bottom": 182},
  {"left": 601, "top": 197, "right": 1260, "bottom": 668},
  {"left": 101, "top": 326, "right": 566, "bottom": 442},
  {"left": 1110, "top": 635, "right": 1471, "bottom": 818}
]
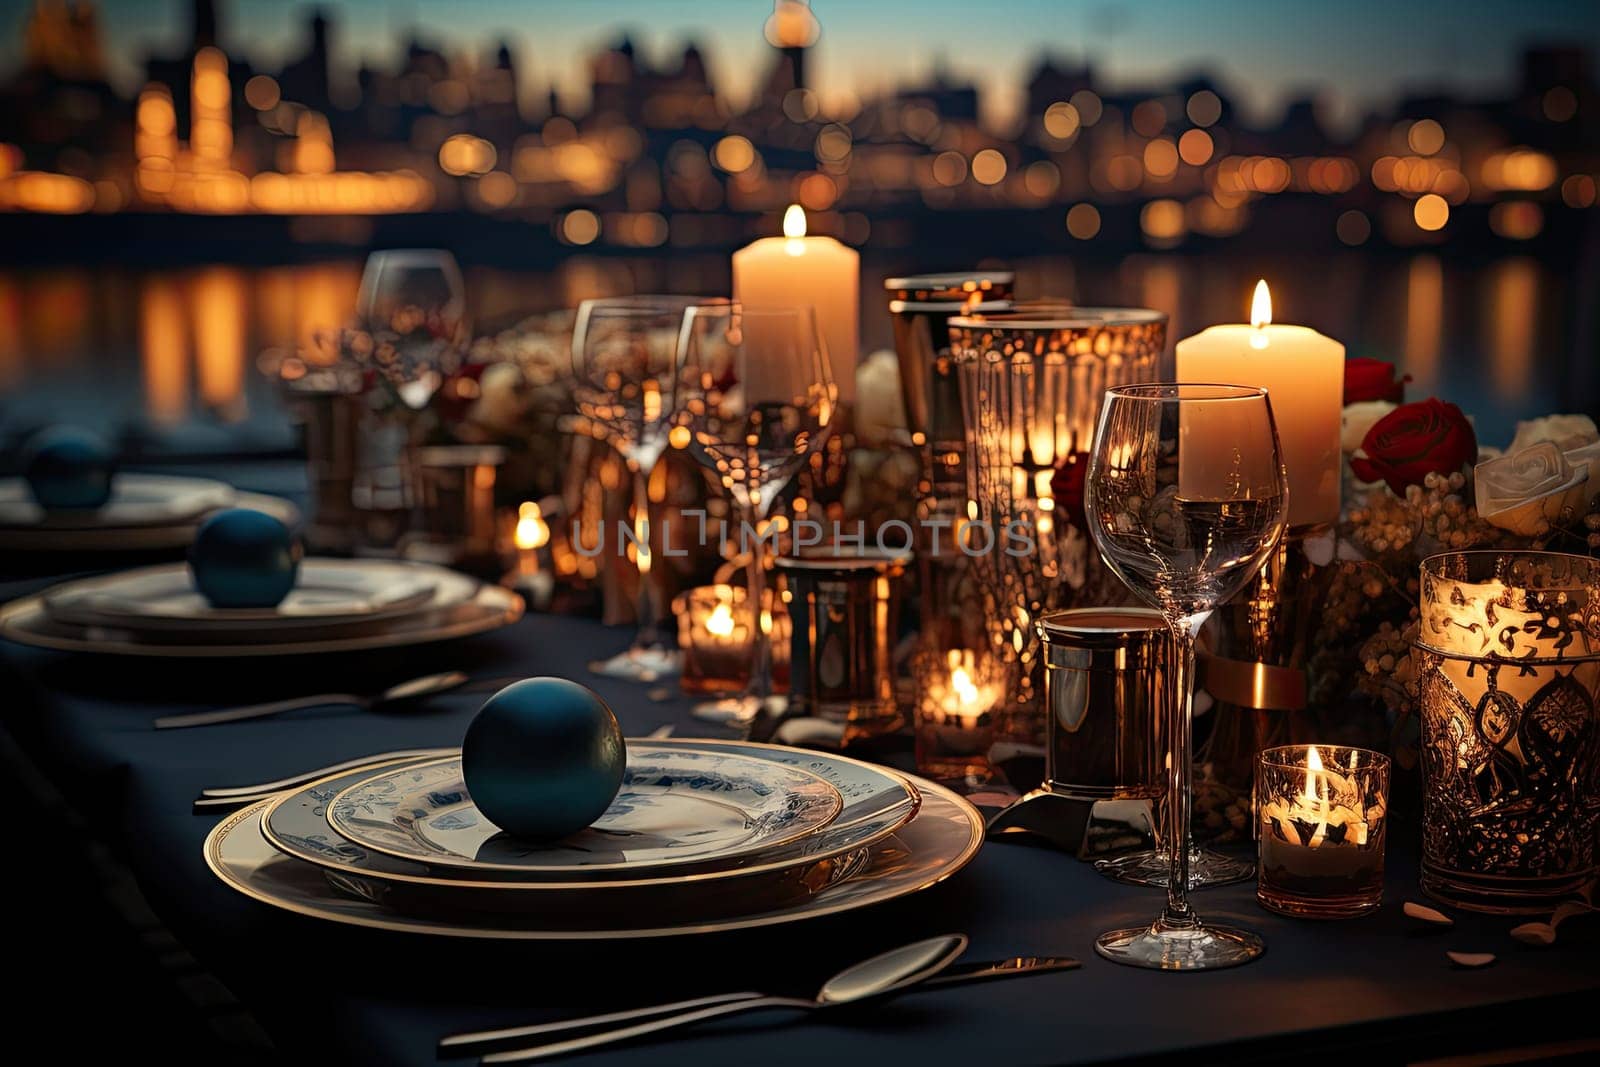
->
[
  {"left": 1507, "top": 413, "right": 1599, "bottom": 455},
  {"left": 1474, "top": 441, "right": 1589, "bottom": 536},
  {"left": 1341, "top": 400, "right": 1396, "bottom": 454},
  {"left": 854, "top": 349, "right": 908, "bottom": 448}
]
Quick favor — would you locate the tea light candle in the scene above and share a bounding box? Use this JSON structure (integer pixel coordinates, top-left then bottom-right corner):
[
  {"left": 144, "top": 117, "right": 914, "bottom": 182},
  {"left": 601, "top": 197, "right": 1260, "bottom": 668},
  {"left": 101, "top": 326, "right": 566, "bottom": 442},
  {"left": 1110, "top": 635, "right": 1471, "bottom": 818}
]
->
[
  {"left": 732, "top": 204, "right": 859, "bottom": 402},
  {"left": 1176, "top": 281, "right": 1343, "bottom": 527},
  {"left": 1256, "top": 744, "right": 1389, "bottom": 918},
  {"left": 674, "top": 584, "right": 790, "bottom": 695},
  {"left": 504, "top": 500, "right": 554, "bottom": 609},
  {"left": 915, "top": 648, "right": 1003, "bottom": 784}
]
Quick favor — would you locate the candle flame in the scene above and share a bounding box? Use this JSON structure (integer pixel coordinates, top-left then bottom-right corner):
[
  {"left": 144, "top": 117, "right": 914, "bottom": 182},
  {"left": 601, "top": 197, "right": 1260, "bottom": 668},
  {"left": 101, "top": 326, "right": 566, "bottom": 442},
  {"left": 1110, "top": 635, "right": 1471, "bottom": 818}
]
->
[
  {"left": 783, "top": 203, "right": 807, "bottom": 238},
  {"left": 951, "top": 666, "right": 979, "bottom": 706},
  {"left": 706, "top": 601, "right": 736, "bottom": 637},
  {"left": 1302, "top": 744, "right": 1324, "bottom": 806},
  {"left": 1251, "top": 279, "right": 1272, "bottom": 328},
  {"left": 514, "top": 501, "right": 550, "bottom": 550}
]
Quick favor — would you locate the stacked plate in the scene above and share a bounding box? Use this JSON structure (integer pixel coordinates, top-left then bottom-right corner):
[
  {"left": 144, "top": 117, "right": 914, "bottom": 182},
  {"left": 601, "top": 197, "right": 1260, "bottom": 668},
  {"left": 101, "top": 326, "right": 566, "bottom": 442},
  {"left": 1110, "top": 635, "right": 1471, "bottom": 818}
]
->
[
  {"left": 0, "top": 559, "right": 523, "bottom": 656},
  {"left": 0, "top": 473, "right": 297, "bottom": 552},
  {"left": 205, "top": 739, "right": 985, "bottom": 939}
]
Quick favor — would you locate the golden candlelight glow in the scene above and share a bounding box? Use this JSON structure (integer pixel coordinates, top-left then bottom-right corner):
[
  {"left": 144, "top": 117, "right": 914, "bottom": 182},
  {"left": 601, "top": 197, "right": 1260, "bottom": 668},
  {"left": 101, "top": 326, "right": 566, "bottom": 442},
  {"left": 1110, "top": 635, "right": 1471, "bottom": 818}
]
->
[
  {"left": 949, "top": 661, "right": 978, "bottom": 706},
  {"left": 1301, "top": 744, "right": 1325, "bottom": 807},
  {"left": 1249, "top": 279, "right": 1271, "bottom": 349},
  {"left": 514, "top": 501, "right": 550, "bottom": 550},
  {"left": 783, "top": 202, "right": 807, "bottom": 238},
  {"left": 706, "top": 601, "right": 736, "bottom": 637},
  {"left": 1250, "top": 279, "right": 1272, "bottom": 328}
]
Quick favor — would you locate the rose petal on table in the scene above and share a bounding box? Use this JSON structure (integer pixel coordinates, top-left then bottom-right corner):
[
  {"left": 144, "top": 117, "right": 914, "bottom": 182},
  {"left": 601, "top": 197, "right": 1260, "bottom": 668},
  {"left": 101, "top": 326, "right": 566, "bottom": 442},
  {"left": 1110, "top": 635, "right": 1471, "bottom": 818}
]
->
[
  {"left": 1446, "top": 951, "right": 1496, "bottom": 968},
  {"left": 1509, "top": 922, "right": 1556, "bottom": 946},
  {"left": 1405, "top": 900, "right": 1454, "bottom": 926},
  {"left": 1551, "top": 900, "right": 1597, "bottom": 929}
]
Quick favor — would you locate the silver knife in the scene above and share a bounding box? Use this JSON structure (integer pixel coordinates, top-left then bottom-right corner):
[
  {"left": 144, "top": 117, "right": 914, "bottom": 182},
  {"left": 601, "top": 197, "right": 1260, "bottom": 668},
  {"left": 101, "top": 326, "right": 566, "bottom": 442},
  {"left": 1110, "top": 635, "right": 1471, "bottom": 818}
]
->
[
  {"left": 439, "top": 956, "right": 1079, "bottom": 1056},
  {"left": 924, "top": 955, "right": 1080, "bottom": 986}
]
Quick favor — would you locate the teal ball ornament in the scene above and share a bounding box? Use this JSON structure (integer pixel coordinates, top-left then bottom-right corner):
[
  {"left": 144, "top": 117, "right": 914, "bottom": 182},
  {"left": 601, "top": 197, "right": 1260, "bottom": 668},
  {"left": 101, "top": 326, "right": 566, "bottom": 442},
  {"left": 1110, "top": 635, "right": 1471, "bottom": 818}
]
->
[
  {"left": 461, "top": 678, "right": 627, "bottom": 840},
  {"left": 22, "top": 427, "right": 116, "bottom": 511},
  {"left": 189, "top": 508, "right": 301, "bottom": 609}
]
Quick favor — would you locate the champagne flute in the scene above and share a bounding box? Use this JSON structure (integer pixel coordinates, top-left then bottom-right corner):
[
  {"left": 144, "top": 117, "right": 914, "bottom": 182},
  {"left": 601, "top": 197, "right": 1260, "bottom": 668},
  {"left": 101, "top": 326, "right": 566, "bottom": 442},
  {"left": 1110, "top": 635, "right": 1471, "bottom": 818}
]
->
[
  {"left": 1085, "top": 383, "right": 1287, "bottom": 971},
  {"left": 676, "top": 303, "right": 835, "bottom": 722},
  {"left": 571, "top": 296, "right": 714, "bottom": 682},
  {"left": 357, "top": 249, "right": 470, "bottom": 410}
]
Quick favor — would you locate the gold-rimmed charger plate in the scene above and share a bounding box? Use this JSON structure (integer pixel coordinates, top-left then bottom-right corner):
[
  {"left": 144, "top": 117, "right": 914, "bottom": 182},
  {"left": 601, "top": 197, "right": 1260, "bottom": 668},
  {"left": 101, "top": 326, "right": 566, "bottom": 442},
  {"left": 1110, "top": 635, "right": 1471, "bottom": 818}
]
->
[
  {"left": 0, "top": 582, "right": 522, "bottom": 657},
  {"left": 262, "top": 741, "right": 918, "bottom": 900},
  {"left": 208, "top": 762, "right": 980, "bottom": 940}
]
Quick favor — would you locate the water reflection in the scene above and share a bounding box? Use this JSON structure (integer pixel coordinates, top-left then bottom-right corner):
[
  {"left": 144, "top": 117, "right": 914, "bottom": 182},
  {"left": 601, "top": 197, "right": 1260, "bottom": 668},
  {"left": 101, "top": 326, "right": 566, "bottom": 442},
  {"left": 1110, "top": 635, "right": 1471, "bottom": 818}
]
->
[
  {"left": 0, "top": 278, "right": 21, "bottom": 390},
  {"left": 1404, "top": 254, "right": 1443, "bottom": 393},
  {"left": 1486, "top": 257, "right": 1537, "bottom": 405},
  {"left": 0, "top": 253, "right": 1582, "bottom": 449},
  {"left": 193, "top": 267, "right": 247, "bottom": 418},
  {"left": 140, "top": 277, "right": 188, "bottom": 423}
]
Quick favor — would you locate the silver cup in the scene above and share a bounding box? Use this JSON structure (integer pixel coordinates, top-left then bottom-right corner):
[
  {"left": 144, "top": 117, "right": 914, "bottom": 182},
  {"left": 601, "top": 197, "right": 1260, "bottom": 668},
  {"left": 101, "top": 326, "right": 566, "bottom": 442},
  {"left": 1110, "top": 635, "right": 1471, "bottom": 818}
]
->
[{"left": 987, "top": 607, "right": 1168, "bottom": 857}]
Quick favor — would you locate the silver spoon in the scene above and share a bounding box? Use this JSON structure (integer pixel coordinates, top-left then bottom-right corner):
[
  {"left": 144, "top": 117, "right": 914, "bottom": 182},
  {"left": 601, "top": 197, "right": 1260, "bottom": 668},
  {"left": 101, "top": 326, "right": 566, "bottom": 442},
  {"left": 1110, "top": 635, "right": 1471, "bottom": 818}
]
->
[
  {"left": 443, "top": 952, "right": 1077, "bottom": 1056},
  {"left": 154, "top": 671, "right": 470, "bottom": 730},
  {"left": 478, "top": 934, "right": 969, "bottom": 1064}
]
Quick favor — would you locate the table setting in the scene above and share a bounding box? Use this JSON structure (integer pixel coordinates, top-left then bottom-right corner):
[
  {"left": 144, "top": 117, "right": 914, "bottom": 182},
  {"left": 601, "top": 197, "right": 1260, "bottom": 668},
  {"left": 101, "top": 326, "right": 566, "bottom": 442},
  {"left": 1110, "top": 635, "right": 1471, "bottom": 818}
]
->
[{"left": 2, "top": 220, "right": 1599, "bottom": 1064}]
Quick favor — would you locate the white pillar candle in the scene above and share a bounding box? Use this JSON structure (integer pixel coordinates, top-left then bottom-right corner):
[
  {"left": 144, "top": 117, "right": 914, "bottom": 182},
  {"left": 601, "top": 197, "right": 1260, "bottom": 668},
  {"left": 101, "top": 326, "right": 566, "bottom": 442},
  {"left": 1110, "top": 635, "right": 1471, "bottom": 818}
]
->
[
  {"left": 732, "top": 204, "right": 859, "bottom": 403},
  {"left": 1175, "top": 281, "right": 1344, "bottom": 527}
]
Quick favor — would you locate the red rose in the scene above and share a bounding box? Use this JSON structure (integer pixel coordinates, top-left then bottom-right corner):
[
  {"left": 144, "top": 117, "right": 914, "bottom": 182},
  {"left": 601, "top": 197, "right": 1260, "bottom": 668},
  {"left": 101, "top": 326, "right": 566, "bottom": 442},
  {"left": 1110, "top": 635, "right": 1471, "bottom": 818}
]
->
[
  {"left": 1049, "top": 451, "right": 1091, "bottom": 529},
  {"left": 1349, "top": 398, "right": 1477, "bottom": 493},
  {"left": 1344, "top": 357, "right": 1410, "bottom": 405}
]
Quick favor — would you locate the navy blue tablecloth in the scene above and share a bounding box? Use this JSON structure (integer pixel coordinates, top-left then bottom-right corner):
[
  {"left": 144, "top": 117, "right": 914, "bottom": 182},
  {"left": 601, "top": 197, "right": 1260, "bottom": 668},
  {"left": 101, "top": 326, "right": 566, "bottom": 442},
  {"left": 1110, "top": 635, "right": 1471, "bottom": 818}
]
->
[{"left": 3, "top": 603, "right": 1597, "bottom": 1066}]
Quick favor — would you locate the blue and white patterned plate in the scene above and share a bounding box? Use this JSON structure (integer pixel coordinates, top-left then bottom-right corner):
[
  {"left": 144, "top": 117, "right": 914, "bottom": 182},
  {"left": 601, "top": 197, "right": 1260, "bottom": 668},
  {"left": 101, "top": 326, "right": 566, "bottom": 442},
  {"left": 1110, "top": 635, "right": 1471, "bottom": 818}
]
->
[{"left": 325, "top": 745, "right": 844, "bottom": 876}]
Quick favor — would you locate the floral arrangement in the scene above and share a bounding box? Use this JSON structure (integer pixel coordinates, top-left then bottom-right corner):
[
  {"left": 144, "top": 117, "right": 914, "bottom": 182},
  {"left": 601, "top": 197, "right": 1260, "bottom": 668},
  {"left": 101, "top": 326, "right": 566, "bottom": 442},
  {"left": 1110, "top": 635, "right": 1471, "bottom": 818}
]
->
[{"left": 1321, "top": 358, "right": 1600, "bottom": 766}]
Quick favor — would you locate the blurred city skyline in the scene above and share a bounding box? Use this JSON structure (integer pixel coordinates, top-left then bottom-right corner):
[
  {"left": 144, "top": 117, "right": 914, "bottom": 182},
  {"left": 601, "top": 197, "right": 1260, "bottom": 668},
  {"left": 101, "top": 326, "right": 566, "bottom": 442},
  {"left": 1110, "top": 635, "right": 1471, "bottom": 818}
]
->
[
  {"left": 4, "top": 0, "right": 1599, "bottom": 131},
  {"left": 0, "top": 0, "right": 1594, "bottom": 454}
]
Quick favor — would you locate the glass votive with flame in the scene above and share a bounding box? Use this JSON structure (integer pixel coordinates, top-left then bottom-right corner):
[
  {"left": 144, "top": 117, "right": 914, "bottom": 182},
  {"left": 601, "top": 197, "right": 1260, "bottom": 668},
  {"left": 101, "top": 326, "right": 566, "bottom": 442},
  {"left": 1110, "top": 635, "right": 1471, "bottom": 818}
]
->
[
  {"left": 914, "top": 647, "right": 1006, "bottom": 786},
  {"left": 1256, "top": 744, "right": 1390, "bottom": 919},
  {"left": 672, "top": 584, "right": 789, "bottom": 695},
  {"left": 501, "top": 499, "right": 555, "bottom": 609}
]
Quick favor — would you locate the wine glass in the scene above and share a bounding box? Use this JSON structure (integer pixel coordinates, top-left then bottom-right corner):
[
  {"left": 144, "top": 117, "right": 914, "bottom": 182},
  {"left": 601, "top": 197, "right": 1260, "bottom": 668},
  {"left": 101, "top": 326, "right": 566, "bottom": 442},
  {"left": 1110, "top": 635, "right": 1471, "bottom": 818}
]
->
[
  {"left": 571, "top": 296, "right": 715, "bottom": 682},
  {"left": 357, "top": 249, "right": 470, "bottom": 410},
  {"left": 1085, "top": 383, "right": 1287, "bottom": 971},
  {"left": 676, "top": 303, "right": 835, "bottom": 721}
]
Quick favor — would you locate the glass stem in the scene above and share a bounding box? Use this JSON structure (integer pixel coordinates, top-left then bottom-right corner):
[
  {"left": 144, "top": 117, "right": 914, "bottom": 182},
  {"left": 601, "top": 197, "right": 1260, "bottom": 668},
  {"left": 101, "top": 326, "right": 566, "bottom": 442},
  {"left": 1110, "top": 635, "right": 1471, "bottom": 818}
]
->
[
  {"left": 743, "top": 498, "right": 774, "bottom": 702},
  {"left": 631, "top": 467, "right": 659, "bottom": 647},
  {"left": 1161, "top": 610, "right": 1210, "bottom": 928}
]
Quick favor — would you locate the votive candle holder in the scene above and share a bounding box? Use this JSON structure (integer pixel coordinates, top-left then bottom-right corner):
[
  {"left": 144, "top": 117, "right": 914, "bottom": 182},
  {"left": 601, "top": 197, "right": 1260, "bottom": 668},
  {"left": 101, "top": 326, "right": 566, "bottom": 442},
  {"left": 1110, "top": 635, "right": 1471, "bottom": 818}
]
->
[{"left": 1255, "top": 744, "right": 1390, "bottom": 919}]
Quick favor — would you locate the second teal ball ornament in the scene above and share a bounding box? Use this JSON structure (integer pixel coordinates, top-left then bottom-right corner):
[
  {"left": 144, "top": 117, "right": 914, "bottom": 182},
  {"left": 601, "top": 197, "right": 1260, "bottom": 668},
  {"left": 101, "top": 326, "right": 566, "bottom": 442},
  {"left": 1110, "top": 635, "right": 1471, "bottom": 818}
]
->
[
  {"left": 461, "top": 678, "right": 627, "bottom": 840},
  {"left": 22, "top": 426, "right": 116, "bottom": 511},
  {"left": 189, "top": 508, "right": 301, "bottom": 609}
]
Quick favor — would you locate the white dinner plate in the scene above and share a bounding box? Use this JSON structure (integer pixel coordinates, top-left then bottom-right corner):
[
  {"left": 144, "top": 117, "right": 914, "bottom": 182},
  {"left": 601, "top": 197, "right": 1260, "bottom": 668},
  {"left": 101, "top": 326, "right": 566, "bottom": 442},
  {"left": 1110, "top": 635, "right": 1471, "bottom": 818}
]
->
[
  {"left": 43, "top": 559, "right": 443, "bottom": 634},
  {"left": 0, "top": 480, "right": 297, "bottom": 552},
  {"left": 0, "top": 581, "right": 522, "bottom": 656},
  {"left": 326, "top": 746, "right": 844, "bottom": 876}
]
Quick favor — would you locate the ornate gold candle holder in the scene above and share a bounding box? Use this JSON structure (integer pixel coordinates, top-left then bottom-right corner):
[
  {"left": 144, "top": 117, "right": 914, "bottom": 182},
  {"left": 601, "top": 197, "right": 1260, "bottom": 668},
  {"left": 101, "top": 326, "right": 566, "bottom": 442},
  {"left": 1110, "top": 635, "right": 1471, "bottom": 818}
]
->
[
  {"left": 914, "top": 646, "right": 1006, "bottom": 785},
  {"left": 1415, "top": 551, "right": 1600, "bottom": 913},
  {"left": 672, "top": 583, "right": 789, "bottom": 696},
  {"left": 1256, "top": 745, "right": 1390, "bottom": 919}
]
